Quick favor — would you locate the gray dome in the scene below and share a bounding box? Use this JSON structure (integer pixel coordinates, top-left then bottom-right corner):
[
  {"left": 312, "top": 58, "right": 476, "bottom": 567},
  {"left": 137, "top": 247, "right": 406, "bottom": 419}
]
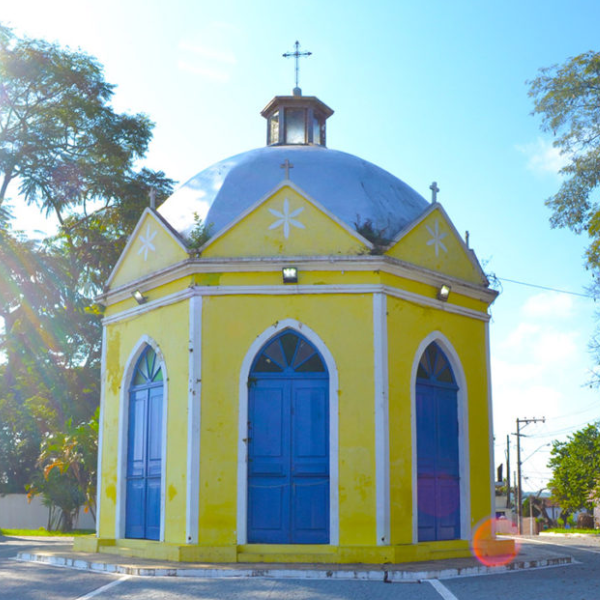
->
[{"left": 158, "top": 145, "right": 429, "bottom": 243}]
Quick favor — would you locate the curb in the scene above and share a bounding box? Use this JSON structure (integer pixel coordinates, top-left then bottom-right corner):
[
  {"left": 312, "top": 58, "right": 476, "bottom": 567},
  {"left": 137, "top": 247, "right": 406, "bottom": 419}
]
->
[
  {"left": 16, "top": 551, "right": 573, "bottom": 582},
  {"left": 539, "top": 532, "right": 599, "bottom": 538}
]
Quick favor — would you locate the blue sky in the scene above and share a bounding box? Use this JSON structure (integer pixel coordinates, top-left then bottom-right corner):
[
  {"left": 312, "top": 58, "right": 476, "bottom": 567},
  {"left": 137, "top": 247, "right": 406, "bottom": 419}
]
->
[{"left": 4, "top": 0, "right": 600, "bottom": 493}]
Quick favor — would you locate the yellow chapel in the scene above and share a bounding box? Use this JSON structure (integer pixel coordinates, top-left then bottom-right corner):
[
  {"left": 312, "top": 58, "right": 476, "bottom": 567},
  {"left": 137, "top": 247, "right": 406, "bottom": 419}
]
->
[{"left": 75, "top": 87, "right": 513, "bottom": 564}]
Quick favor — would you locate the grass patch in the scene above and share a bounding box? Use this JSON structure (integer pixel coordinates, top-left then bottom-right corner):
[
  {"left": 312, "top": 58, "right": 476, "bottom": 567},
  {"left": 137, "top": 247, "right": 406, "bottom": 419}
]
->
[
  {"left": 0, "top": 528, "right": 94, "bottom": 537},
  {"left": 543, "top": 528, "right": 598, "bottom": 534}
]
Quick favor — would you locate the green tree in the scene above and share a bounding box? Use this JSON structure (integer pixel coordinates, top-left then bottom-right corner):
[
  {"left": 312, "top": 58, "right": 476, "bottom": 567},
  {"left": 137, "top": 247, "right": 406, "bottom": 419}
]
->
[
  {"left": 27, "top": 409, "right": 98, "bottom": 530},
  {"left": 0, "top": 23, "right": 175, "bottom": 502},
  {"left": 529, "top": 52, "right": 600, "bottom": 268},
  {"left": 547, "top": 423, "right": 600, "bottom": 517}
]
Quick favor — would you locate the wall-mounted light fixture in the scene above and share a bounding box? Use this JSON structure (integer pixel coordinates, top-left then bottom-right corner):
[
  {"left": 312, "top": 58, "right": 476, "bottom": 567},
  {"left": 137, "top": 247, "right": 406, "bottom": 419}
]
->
[
  {"left": 437, "top": 284, "right": 451, "bottom": 302},
  {"left": 282, "top": 266, "right": 298, "bottom": 284},
  {"left": 132, "top": 290, "right": 147, "bottom": 305}
]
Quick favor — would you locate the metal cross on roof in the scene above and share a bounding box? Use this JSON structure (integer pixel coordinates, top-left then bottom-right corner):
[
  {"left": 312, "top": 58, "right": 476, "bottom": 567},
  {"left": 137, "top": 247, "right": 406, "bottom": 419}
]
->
[
  {"left": 280, "top": 158, "right": 294, "bottom": 179},
  {"left": 430, "top": 181, "right": 440, "bottom": 203},
  {"left": 283, "top": 41, "right": 312, "bottom": 92}
]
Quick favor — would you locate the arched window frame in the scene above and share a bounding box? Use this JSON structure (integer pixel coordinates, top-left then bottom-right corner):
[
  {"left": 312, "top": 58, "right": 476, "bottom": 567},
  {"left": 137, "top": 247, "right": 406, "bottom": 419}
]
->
[
  {"left": 237, "top": 318, "right": 339, "bottom": 545},
  {"left": 116, "top": 336, "right": 168, "bottom": 541},
  {"left": 410, "top": 332, "right": 471, "bottom": 543},
  {"left": 249, "top": 329, "right": 328, "bottom": 378}
]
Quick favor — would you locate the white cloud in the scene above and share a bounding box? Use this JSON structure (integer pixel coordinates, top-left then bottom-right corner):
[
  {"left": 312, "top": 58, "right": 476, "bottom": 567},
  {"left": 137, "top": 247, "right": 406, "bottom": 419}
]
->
[
  {"left": 534, "top": 330, "right": 579, "bottom": 365},
  {"left": 516, "top": 138, "right": 569, "bottom": 176},
  {"left": 491, "top": 291, "right": 595, "bottom": 490},
  {"left": 492, "top": 357, "right": 544, "bottom": 386},
  {"left": 177, "top": 61, "right": 230, "bottom": 82},
  {"left": 500, "top": 322, "right": 542, "bottom": 353},
  {"left": 177, "top": 22, "right": 239, "bottom": 83},
  {"left": 178, "top": 42, "right": 237, "bottom": 66},
  {"left": 499, "top": 319, "right": 579, "bottom": 368},
  {"left": 520, "top": 291, "right": 574, "bottom": 320}
]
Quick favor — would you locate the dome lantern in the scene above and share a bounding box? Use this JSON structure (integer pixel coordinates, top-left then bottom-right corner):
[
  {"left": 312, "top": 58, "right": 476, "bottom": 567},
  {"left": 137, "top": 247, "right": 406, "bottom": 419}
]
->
[
  {"left": 262, "top": 41, "right": 333, "bottom": 147},
  {"left": 261, "top": 93, "right": 334, "bottom": 147}
]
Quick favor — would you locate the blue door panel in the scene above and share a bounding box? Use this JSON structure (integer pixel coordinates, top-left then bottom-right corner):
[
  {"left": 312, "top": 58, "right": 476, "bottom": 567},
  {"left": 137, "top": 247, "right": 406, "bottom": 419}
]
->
[
  {"left": 248, "top": 332, "right": 329, "bottom": 545},
  {"left": 125, "top": 479, "right": 146, "bottom": 538},
  {"left": 291, "top": 381, "right": 329, "bottom": 543},
  {"left": 292, "top": 384, "right": 328, "bottom": 476},
  {"left": 436, "top": 389, "right": 459, "bottom": 477},
  {"left": 126, "top": 348, "right": 163, "bottom": 541},
  {"left": 437, "top": 478, "right": 460, "bottom": 540},
  {"left": 249, "top": 384, "right": 286, "bottom": 476},
  {"left": 145, "top": 476, "right": 162, "bottom": 541},
  {"left": 416, "top": 343, "right": 460, "bottom": 542},
  {"left": 417, "top": 476, "right": 436, "bottom": 542},
  {"left": 416, "top": 388, "right": 436, "bottom": 475},
  {"left": 128, "top": 392, "right": 146, "bottom": 479},
  {"left": 147, "top": 389, "right": 163, "bottom": 479},
  {"left": 292, "top": 478, "right": 329, "bottom": 543},
  {"left": 248, "top": 381, "right": 291, "bottom": 543},
  {"left": 248, "top": 483, "right": 287, "bottom": 543}
]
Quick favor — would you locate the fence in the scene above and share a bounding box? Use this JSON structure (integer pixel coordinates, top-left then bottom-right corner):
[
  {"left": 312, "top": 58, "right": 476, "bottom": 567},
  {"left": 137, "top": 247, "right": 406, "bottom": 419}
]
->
[{"left": 0, "top": 494, "right": 95, "bottom": 531}]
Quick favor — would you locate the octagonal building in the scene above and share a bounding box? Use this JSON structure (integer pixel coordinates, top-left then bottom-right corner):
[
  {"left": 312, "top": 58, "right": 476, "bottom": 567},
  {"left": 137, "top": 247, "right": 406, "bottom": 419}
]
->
[{"left": 77, "top": 90, "right": 512, "bottom": 564}]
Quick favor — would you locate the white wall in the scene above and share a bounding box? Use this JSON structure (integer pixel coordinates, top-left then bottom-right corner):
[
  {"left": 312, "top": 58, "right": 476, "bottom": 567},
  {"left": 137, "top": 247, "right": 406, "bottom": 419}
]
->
[{"left": 0, "top": 494, "right": 95, "bottom": 530}]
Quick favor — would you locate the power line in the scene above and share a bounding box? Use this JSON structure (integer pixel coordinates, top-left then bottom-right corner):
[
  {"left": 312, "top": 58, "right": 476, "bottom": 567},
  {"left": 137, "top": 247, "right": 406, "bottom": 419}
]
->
[
  {"left": 535, "top": 417, "right": 600, "bottom": 438},
  {"left": 497, "top": 277, "right": 591, "bottom": 298}
]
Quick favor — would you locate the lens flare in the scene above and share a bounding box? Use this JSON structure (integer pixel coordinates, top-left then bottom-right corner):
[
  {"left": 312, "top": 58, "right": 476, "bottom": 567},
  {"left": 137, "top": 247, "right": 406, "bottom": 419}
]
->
[{"left": 471, "top": 518, "right": 521, "bottom": 567}]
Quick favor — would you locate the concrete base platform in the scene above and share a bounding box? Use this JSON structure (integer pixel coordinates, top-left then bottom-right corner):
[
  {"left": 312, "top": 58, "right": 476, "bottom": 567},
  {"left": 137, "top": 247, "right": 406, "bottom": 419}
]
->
[{"left": 16, "top": 540, "right": 574, "bottom": 583}]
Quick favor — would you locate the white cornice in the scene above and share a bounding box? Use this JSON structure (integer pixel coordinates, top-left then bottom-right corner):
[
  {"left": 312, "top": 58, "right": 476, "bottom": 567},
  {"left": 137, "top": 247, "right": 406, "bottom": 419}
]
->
[
  {"left": 99, "top": 254, "right": 498, "bottom": 308},
  {"left": 102, "top": 283, "right": 491, "bottom": 326}
]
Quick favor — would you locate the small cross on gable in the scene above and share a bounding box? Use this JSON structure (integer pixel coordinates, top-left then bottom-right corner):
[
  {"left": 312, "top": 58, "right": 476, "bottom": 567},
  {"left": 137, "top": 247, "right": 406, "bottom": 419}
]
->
[
  {"left": 280, "top": 159, "right": 294, "bottom": 180},
  {"left": 430, "top": 181, "right": 440, "bottom": 203}
]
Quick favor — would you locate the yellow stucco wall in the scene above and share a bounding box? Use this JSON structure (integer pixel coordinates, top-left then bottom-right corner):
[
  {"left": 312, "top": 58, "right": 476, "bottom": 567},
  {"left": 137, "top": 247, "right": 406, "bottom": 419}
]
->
[
  {"left": 387, "top": 295, "right": 492, "bottom": 544},
  {"left": 98, "top": 300, "right": 190, "bottom": 542},
  {"left": 386, "top": 207, "right": 485, "bottom": 285},
  {"left": 109, "top": 211, "right": 189, "bottom": 289},
  {"left": 199, "top": 293, "right": 377, "bottom": 547},
  {"left": 201, "top": 185, "right": 369, "bottom": 258},
  {"left": 98, "top": 264, "right": 495, "bottom": 550}
]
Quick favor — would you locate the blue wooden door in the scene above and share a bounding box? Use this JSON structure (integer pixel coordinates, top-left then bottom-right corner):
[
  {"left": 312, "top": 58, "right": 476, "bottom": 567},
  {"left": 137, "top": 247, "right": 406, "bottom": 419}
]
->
[
  {"left": 126, "top": 347, "right": 163, "bottom": 540},
  {"left": 416, "top": 342, "right": 460, "bottom": 542},
  {"left": 248, "top": 330, "right": 329, "bottom": 544}
]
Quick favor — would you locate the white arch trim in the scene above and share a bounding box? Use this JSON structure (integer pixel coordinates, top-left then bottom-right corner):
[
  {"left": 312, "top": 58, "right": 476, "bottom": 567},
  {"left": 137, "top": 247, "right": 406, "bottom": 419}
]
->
[
  {"left": 410, "top": 331, "right": 471, "bottom": 543},
  {"left": 237, "top": 318, "right": 340, "bottom": 545},
  {"left": 116, "top": 335, "right": 169, "bottom": 542}
]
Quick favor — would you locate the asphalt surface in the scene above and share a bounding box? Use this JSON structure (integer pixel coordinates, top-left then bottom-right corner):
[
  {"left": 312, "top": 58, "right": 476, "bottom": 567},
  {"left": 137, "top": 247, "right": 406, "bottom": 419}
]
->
[{"left": 1, "top": 534, "right": 599, "bottom": 599}]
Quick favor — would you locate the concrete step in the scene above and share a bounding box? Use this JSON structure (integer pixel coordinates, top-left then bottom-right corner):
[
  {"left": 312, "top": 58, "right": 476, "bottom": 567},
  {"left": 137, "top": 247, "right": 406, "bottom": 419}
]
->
[{"left": 238, "top": 544, "right": 338, "bottom": 564}]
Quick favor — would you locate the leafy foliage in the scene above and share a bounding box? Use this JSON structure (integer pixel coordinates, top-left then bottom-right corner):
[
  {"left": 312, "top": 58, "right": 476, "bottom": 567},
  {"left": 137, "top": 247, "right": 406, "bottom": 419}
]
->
[
  {"left": 353, "top": 215, "right": 391, "bottom": 254},
  {"left": 186, "top": 212, "right": 213, "bottom": 250},
  {"left": 547, "top": 422, "right": 600, "bottom": 515},
  {"left": 529, "top": 52, "right": 600, "bottom": 267},
  {"left": 0, "top": 24, "right": 174, "bottom": 527},
  {"left": 27, "top": 409, "right": 98, "bottom": 531}
]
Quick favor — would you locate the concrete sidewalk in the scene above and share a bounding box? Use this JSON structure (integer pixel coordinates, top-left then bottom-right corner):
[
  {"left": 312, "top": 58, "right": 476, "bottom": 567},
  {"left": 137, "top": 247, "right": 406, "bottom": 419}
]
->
[{"left": 14, "top": 538, "right": 573, "bottom": 583}]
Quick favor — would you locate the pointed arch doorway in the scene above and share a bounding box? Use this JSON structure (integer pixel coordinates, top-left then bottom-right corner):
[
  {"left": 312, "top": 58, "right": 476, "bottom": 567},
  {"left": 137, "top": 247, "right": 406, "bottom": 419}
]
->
[
  {"left": 125, "top": 345, "right": 164, "bottom": 540},
  {"left": 247, "top": 329, "right": 330, "bottom": 544},
  {"left": 416, "top": 341, "right": 461, "bottom": 542}
]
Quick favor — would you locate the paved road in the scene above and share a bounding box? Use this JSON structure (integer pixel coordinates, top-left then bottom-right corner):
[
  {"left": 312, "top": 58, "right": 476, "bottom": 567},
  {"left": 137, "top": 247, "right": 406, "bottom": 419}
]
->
[
  {"left": 0, "top": 536, "right": 119, "bottom": 600},
  {"left": 1, "top": 535, "right": 598, "bottom": 599}
]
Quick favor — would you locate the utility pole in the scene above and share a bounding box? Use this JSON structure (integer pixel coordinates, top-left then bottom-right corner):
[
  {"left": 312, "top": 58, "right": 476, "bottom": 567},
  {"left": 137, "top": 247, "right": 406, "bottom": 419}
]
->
[
  {"left": 506, "top": 434, "right": 511, "bottom": 510},
  {"left": 515, "top": 417, "right": 545, "bottom": 534}
]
